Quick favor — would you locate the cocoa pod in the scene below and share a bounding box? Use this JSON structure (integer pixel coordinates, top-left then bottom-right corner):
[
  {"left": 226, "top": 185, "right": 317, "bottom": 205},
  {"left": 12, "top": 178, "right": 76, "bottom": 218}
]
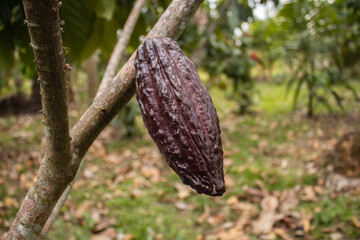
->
[{"left": 135, "top": 38, "right": 225, "bottom": 196}]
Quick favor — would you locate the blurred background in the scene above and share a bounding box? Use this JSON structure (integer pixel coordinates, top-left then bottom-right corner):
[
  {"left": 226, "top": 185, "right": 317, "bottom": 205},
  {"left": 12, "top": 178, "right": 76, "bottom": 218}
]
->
[{"left": 0, "top": 0, "right": 360, "bottom": 239}]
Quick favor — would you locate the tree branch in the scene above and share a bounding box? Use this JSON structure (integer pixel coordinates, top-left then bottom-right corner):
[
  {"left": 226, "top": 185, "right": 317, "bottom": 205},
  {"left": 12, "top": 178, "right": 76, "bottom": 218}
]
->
[
  {"left": 7, "top": 0, "right": 72, "bottom": 239},
  {"left": 190, "top": 0, "right": 231, "bottom": 66},
  {"left": 39, "top": 161, "right": 84, "bottom": 239},
  {"left": 95, "top": 0, "right": 146, "bottom": 100},
  {"left": 8, "top": 0, "right": 204, "bottom": 238}
]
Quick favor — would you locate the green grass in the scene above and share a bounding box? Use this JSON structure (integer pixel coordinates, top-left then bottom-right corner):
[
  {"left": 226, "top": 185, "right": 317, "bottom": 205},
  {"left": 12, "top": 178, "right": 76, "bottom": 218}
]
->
[
  {"left": 1, "top": 80, "right": 360, "bottom": 239},
  {"left": 299, "top": 194, "right": 360, "bottom": 238}
]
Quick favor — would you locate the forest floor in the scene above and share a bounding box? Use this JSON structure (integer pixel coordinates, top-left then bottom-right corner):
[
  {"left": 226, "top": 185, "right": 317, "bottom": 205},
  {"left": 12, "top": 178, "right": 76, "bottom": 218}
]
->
[{"left": 1, "top": 81, "right": 360, "bottom": 240}]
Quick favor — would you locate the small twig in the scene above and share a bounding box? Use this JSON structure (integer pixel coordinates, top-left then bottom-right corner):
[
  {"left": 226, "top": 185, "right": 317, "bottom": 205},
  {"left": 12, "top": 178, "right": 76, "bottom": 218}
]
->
[{"left": 95, "top": 0, "right": 146, "bottom": 100}]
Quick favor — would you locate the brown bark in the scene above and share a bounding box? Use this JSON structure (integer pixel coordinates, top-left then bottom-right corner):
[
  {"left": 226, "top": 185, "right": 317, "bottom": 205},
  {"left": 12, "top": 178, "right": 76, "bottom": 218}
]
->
[
  {"left": 7, "top": 0, "right": 72, "bottom": 239},
  {"left": 95, "top": 0, "right": 146, "bottom": 100},
  {"left": 8, "top": 0, "right": 204, "bottom": 238},
  {"left": 39, "top": 161, "right": 83, "bottom": 239}
]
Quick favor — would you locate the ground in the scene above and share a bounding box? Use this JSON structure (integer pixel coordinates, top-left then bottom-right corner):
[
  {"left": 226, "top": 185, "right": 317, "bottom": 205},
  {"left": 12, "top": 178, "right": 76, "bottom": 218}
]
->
[{"left": 0, "top": 81, "right": 360, "bottom": 240}]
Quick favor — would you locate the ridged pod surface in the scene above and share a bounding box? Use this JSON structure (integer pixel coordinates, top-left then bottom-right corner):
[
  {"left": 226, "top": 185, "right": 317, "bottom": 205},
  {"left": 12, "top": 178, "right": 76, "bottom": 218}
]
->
[{"left": 135, "top": 38, "right": 225, "bottom": 196}]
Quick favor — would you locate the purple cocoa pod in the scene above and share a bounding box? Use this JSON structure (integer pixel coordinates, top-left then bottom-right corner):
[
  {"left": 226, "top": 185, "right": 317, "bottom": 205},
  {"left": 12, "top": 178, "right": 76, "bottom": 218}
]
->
[{"left": 134, "top": 37, "right": 225, "bottom": 196}]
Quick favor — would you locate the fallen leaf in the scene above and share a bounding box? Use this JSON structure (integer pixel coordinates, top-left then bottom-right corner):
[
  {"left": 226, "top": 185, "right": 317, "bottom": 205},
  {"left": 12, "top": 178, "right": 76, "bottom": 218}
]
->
[
  {"left": 83, "top": 168, "right": 96, "bottom": 179},
  {"left": 4, "top": 197, "right": 18, "bottom": 208},
  {"left": 104, "top": 152, "right": 122, "bottom": 164},
  {"left": 197, "top": 205, "right": 210, "bottom": 224},
  {"left": 258, "top": 140, "right": 270, "bottom": 155},
  {"left": 175, "top": 201, "right": 188, "bottom": 210},
  {"left": 255, "top": 180, "right": 269, "bottom": 196},
  {"left": 300, "top": 210, "right": 312, "bottom": 233},
  {"left": 351, "top": 216, "right": 360, "bottom": 228},
  {"left": 124, "top": 233, "right": 136, "bottom": 240},
  {"left": 259, "top": 233, "right": 276, "bottom": 240},
  {"left": 174, "top": 182, "right": 192, "bottom": 199},
  {"left": 234, "top": 202, "right": 258, "bottom": 230},
  {"left": 279, "top": 189, "right": 299, "bottom": 213},
  {"left": 330, "top": 232, "right": 343, "bottom": 240},
  {"left": 75, "top": 201, "right": 93, "bottom": 219},
  {"left": 223, "top": 158, "right": 234, "bottom": 167},
  {"left": 252, "top": 196, "right": 282, "bottom": 234},
  {"left": 220, "top": 222, "right": 234, "bottom": 229},
  {"left": 90, "top": 228, "right": 117, "bottom": 240},
  {"left": 322, "top": 227, "right": 338, "bottom": 233},
  {"left": 273, "top": 228, "right": 293, "bottom": 240},
  {"left": 92, "top": 217, "right": 118, "bottom": 233},
  {"left": 242, "top": 186, "right": 265, "bottom": 198},
  {"left": 226, "top": 196, "right": 239, "bottom": 206},
  {"left": 314, "top": 185, "right": 325, "bottom": 195},
  {"left": 325, "top": 173, "right": 360, "bottom": 192},
  {"left": 140, "top": 165, "right": 161, "bottom": 183},
  {"left": 207, "top": 212, "right": 225, "bottom": 226},
  {"left": 301, "top": 186, "right": 318, "bottom": 202},
  {"left": 130, "top": 189, "right": 145, "bottom": 198},
  {"left": 90, "top": 209, "right": 102, "bottom": 223},
  {"left": 216, "top": 228, "right": 249, "bottom": 240},
  {"left": 89, "top": 140, "right": 107, "bottom": 158},
  {"left": 0, "top": 232, "right": 7, "bottom": 240},
  {"left": 225, "top": 175, "right": 234, "bottom": 188}
]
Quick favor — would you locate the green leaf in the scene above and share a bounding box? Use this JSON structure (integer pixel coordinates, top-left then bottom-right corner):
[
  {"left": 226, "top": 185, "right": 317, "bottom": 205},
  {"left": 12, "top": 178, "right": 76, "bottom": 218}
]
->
[
  {"left": 99, "top": 17, "right": 123, "bottom": 57},
  {"left": 80, "top": 18, "right": 103, "bottom": 61},
  {"left": 87, "top": 0, "right": 116, "bottom": 20},
  {"left": 316, "top": 94, "right": 333, "bottom": 113},
  {"left": 342, "top": 80, "right": 359, "bottom": 100},
  {"left": 61, "top": 0, "right": 94, "bottom": 63},
  {"left": 330, "top": 90, "right": 344, "bottom": 110},
  {"left": 292, "top": 75, "right": 305, "bottom": 110},
  {"left": 0, "top": 0, "right": 12, "bottom": 26},
  {"left": 0, "top": 26, "right": 15, "bottom": 72},
  {"left": 13, "top": 18, "right": 36, "bottom": 76}
]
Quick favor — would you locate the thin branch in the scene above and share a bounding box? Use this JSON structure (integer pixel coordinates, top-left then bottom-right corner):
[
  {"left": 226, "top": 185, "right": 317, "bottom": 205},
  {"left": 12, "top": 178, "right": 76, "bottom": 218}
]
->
[
  {"left": 84, "top": 54, "right": 100, "bottom": 103},
  {"left": 95, "top": 0, "right": 146, "bottom": 100},
  {"left": 8, "top": 0, "right": 204, "bottom": 238},
  {"left": 7, "top": 0, "right": 72, "bottom": 239}
]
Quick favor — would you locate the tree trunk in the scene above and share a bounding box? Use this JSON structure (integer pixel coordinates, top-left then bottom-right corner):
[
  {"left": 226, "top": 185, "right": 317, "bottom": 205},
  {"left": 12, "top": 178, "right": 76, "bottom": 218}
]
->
[
  {"left": 8, "top": 0, "right": 204, "bottom": 239},
  {"left": 307, "top": 86, "right": 314, "bottom": 117},
  {"left": 307, "top": 60, "right": 315, "bottom": 118},
  {"left": 95, "top": 0, "right": 145, "bottom": 99},
  {"left": 83, "top": 54, "right": 99, "bottom": 103},
  {"left": 7, "top": 0, "right": 72, "bottom": 239}
]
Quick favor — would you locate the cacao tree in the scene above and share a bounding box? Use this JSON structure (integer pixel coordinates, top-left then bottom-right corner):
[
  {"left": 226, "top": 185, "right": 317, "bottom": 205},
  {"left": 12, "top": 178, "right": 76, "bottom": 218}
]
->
[
  {"left": 181, "top": 0, "right": 279, "bottom": 114},
  {"left": 6, "top": 0, "right": 205, "bottom": 239},
  {"left": 250, "top": 0, "right": 360, "bottom": 116}
]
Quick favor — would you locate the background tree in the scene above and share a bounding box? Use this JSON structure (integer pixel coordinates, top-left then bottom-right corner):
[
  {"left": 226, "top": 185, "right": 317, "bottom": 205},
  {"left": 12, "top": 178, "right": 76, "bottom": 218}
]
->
[{"left": 250, "top": 0, "right": 360, "bottom": 116}]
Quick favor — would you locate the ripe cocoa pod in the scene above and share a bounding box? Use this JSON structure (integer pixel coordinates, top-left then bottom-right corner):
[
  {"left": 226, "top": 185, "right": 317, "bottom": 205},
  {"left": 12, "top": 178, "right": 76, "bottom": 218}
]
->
[{"left": 135, "top": 38, "right": 225, "bottom": 196}]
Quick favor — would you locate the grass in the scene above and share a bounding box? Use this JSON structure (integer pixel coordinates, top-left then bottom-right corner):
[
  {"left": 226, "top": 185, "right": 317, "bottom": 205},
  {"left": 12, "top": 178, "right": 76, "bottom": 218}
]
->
[{"left": 1, "top": 80, "right": 360, "bottom": 239}]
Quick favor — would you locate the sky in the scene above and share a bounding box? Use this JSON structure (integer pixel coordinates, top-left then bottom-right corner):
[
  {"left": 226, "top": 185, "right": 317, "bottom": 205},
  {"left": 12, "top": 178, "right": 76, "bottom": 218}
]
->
[{"left": 253, "top": 1, "right": 278, "bottom": 20}]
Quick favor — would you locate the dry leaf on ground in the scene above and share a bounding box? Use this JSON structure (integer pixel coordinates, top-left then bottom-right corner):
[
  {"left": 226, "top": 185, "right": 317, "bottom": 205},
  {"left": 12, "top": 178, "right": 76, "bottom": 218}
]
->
[
  {"left": 197, "top": 205, "right": 211, "bottom": 224},
  {"left": 279, "top": 189, "right": 299, "bottom": 213},
  {"left": 215, "top": 228, "right": 249, "bottom": 240},
  {"left": 90, "top": 228, "right": 117, "bottom": 240},
  {"left": 174, "top": 182, "right": 192, "bottom": 199},
  {"left": 252, "top": 195, "right": 282, "bottom": 234}
]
